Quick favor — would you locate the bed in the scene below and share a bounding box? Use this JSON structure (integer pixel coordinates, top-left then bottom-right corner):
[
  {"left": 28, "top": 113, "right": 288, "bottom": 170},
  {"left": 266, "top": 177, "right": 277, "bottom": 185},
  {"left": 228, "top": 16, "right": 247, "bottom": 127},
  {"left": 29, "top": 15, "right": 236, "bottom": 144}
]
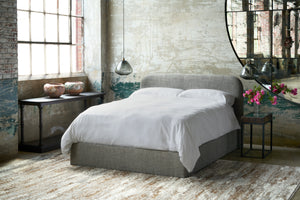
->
[{"left": 61, "top": 74, "right": 243, "bottom": 177}]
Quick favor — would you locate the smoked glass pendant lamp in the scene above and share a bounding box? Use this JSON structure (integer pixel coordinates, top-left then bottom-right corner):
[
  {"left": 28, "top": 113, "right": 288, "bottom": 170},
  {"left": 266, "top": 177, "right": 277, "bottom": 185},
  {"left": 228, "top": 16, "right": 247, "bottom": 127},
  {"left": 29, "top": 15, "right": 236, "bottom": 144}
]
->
[
  {"left": 115, "top": 0, "right": 133, "bottom": 75},
  {"left": 240, "top": 59, "right": 257, "bottom": 80}
]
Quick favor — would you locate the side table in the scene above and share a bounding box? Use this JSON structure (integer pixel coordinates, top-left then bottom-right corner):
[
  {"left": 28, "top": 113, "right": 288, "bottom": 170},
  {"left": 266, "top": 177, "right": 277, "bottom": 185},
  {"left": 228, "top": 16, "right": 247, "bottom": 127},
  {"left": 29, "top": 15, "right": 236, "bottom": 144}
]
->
[
  {"left": 241, "top": 112, "right": 272, "bottom": 158},
  {"left": 19, "top": 92, "right": 105, "bottom": 153}
]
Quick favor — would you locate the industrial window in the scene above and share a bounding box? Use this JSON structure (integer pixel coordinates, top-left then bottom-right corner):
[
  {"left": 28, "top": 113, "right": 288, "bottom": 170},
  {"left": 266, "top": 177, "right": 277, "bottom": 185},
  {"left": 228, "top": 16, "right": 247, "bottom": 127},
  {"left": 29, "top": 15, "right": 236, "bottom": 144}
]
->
[{"left": 17, "top": 0, "right": 83, "bottom": 76}]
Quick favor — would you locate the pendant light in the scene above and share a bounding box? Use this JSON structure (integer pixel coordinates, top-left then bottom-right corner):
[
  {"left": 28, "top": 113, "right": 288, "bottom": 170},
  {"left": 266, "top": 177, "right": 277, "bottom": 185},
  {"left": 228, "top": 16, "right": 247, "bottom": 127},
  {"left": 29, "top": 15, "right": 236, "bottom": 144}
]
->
[
  {"left": 240, "top": 59, "right": 258, "bottom": 80},
  {"left": 115, "top": 0, "right": 133, "bottom": 75}
]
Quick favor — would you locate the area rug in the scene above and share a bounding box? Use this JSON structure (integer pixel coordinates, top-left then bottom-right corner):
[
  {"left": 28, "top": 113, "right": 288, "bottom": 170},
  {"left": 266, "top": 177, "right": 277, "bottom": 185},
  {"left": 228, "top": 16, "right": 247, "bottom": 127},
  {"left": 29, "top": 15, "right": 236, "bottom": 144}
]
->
[{"left": 0, "top": 151, "right": 299, "bottom": 200}]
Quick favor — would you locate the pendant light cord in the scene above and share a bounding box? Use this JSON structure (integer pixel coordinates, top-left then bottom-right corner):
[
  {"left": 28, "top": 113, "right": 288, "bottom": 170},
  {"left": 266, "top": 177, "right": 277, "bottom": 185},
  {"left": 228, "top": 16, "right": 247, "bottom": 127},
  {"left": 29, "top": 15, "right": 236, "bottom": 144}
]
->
[{"left": 122, "top": 0, "right": 125, "bottom": 60}]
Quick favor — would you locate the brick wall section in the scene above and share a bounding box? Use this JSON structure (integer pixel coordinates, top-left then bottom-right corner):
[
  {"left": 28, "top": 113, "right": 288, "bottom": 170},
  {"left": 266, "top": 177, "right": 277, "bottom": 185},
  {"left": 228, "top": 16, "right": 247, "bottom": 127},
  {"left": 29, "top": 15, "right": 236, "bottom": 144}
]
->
[
  {"left": 76, "top": 0, "right": 83, "bottom": 72},
  {"left": 0, "top": 0, "right": 18, "bottom": 160},
  {"left": 0, "top": 0, "right": 18, "bottom": 80}
]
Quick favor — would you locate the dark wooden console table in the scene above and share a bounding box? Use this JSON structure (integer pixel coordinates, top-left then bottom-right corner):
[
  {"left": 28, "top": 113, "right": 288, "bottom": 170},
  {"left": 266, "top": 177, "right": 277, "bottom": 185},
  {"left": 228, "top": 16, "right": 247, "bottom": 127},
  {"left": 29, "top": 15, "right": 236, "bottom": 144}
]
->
[{"left": 19, "top": 92, "right": 105, "bottom": 153}]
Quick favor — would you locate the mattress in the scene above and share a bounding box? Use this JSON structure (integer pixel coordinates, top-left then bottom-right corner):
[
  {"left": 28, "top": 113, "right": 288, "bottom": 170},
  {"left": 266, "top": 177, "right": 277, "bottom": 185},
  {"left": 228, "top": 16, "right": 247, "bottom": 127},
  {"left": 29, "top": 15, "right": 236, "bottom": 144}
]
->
[{"left": 61, "top": 89, "right": 240, "bottom": 172}]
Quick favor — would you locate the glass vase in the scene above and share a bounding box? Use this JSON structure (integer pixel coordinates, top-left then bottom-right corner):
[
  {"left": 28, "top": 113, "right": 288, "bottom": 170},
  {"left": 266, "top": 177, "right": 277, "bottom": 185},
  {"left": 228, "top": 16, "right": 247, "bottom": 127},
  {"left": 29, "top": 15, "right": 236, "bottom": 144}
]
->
[{"left": 254, "top": 103, "right": 260, "bottom": 116}]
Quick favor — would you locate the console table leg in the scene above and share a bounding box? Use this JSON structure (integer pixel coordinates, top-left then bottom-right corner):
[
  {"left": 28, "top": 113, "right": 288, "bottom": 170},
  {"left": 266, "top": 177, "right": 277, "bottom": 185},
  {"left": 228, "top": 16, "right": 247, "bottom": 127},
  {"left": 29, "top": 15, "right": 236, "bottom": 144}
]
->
[
  {"left": 241, "top": 123, "right": 244, "bottom": 156},
  {"left": 270, "top": 120, "right": 273, "bottom": 151},
  {"left": 262, "top": 124, "right": 265, "bottom": 158},
  {"left": 20, "top": 104, "right": 24, "bottom": 145},
  {"left": 84, "top": 99, "right": 87, "bottom": 110},
  {"left": 250, "top": 124, "right": 253, "bottom": 150},
  {"left": 38, "top": 105, "right": 43, "bottom": 148}
]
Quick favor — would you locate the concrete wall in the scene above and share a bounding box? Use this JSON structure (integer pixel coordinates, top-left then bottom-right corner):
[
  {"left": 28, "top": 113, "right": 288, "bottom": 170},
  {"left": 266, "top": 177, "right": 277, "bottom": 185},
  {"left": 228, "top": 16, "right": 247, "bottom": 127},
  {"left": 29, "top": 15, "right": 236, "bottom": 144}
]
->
[
  {"left": 101, "top": 0, "right": 300, "bottom": 147},
  {"left": 0, "top": 0, "right": 18, "bottom": 160}
]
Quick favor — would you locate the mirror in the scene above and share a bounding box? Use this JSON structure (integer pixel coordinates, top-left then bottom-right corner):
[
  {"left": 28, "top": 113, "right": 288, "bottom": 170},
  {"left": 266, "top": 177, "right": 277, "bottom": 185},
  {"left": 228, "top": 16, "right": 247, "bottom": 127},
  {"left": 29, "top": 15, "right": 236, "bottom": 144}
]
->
[{"left": 226, "top": 0, "right": 300, "bottom": 104}]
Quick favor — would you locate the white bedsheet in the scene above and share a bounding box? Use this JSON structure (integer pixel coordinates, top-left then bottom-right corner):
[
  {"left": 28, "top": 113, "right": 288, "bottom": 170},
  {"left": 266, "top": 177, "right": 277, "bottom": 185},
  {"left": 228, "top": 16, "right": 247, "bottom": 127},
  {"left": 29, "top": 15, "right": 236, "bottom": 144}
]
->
[{"left": 61, "top": 95, "right": 240, "bottom": 172}]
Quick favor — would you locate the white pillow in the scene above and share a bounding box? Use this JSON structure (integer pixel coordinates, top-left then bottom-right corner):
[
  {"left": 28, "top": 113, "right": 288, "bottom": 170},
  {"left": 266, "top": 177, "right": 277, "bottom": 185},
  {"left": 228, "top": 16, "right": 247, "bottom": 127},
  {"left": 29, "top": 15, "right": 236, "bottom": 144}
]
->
[
  {"left": 129, "top": 87, "right": 184, "bottom": 98},
  {"left": 178, "top": 89, "right": 235, "bottom": 106}
]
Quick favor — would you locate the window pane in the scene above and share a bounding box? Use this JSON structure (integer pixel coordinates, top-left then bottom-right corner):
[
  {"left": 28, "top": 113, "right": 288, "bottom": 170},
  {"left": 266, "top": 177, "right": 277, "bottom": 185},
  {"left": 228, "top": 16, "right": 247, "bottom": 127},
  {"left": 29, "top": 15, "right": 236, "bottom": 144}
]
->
[
  {"left": 72, "top": 45, "right": 82, "bottom": 72},
  {"left": 18, "top": 44, "right": 30, "bottom": 75},
  {"left": 72, "top": 0, "right": 83, "bottom": 16},
  {"left": 60, "top": 45, "right": 70, "bottom": 73},
  {"left": 17, "top": 0, "right": 29, "bottom": 10},
  {"left": 46, "top": 45, "right": 58, "bottom": 74},
  {"left": 59, "top": 16, "right": 70, "bottom": 43},
  {"left": 72, "top": 17, "right": 83, "bottom": 44},
  {"left": 45, "top": 14, "right": 58, "bottom": 42},
  {"left": 18, "top": 11, "right": 30, "bottom": 41},
  {"left": 31, "top": 12, "right": 44, "bottom": 42},
  {"left": 31, "top": 0, "right": 43, "bottom": 12},
  {"left": 273, "top": 11, "right": 282, "bottom": 58},
  {"left": 32, "top": 44, "right": 45, "bottom": 75},
  {"left": 290, "top": 10, "right": 296, "bottom": 58},
  {"left": 228, "top": 12, "right": 247, "bottom": 58},
  {"left": 254, "top": 11, "right": 271, "bottom": 58},
  {"left": 72, "top": 45, "right": 76, "bottom": 72},
  {"left": 273, "top": 0, "right": 283, "bottom": 10},
  {"left": 59, "top": 0, "right": 69, "bottom": 15},
  {"left": 226, "top": 0, "right": 243, "bottom": 12},
  {"left": 45, "top": 0, "right": 57, "bottom": 14}
]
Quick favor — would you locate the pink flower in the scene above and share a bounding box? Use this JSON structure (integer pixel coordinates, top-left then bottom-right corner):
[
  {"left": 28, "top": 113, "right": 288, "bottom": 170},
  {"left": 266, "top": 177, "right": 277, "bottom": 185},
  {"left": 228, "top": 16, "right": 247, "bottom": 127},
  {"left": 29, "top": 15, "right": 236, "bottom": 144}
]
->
[
  {"left": 271, "top": 96, "right": 278, "bottom": 105},
  {"left": 261, "top": 90, "right": 265, "bottom": 95},
  {"left": 243, "top": 93, "right": 246, "bottom": 97},
  {"left": 272, "top": 101, "right": 277, "bottom": 105},
  {"left": 291, "top": 88, "right": 298, "bottom": 95},
  {"left": 280, "top": 83, "right": 285, "bottom": 88}
]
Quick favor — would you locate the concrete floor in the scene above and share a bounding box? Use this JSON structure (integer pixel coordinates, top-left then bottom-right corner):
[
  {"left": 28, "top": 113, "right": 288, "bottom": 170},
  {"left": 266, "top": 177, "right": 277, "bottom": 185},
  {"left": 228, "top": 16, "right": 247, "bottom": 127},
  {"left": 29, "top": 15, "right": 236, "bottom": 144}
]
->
[{"left": 223, "top": 145, "right": 300, "bottom": 200}]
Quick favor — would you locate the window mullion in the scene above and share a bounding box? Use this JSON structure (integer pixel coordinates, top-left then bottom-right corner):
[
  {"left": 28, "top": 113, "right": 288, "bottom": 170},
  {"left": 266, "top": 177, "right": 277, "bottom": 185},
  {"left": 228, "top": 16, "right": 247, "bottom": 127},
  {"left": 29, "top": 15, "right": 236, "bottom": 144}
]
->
[
  {"left": 57, "top": 0, "right": 60, "bottom": 74},
  {"left": 43, "top": 0, "right": 46, "bottom": 74},
  {"left": 69, "top": 0, "right": 72, "bottom": 72},
  {"left": 29, "top": 0, "right": 32, "bottom": 75}
]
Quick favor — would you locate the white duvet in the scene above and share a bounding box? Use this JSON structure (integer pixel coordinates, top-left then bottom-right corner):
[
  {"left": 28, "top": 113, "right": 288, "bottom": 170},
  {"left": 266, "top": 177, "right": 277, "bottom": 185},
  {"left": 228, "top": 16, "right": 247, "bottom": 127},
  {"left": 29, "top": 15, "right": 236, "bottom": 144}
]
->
[{"left": 61, "top": 94, "right": 240, "bottom": 172}]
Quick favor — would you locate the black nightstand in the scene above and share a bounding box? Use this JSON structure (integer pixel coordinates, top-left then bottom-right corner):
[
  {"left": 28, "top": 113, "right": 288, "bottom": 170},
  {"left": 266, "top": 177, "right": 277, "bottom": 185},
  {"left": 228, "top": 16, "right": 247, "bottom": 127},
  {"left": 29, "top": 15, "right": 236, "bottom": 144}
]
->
[{"left": 241, "top": 112, "right": 273, "bottom": 158}]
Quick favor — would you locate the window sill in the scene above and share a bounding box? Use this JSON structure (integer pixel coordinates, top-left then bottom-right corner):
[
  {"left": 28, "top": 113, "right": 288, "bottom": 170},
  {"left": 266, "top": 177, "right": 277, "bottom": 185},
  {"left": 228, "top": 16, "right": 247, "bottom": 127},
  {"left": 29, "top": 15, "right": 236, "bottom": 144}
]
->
[{"left": 18, "top": 72, "right": 87, "bottom": 81}]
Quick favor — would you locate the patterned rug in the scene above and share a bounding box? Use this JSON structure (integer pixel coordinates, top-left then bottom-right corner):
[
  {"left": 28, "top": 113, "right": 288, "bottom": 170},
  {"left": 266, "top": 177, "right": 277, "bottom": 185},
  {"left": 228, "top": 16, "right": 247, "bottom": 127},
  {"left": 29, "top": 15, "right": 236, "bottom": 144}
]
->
[{"left": 0, "top": 151, "right": 299, "bottom": 200}]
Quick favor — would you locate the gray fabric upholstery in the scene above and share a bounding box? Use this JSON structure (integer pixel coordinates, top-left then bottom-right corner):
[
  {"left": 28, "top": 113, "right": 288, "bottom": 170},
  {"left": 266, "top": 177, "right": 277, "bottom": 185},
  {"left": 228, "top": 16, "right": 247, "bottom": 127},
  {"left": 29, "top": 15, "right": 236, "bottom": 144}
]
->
[
  {"left": 70, "top": 74, "right": 243, "bottom": 177},
  {"left": 71, "top": 130, "right": 237, "bottom": 178}
]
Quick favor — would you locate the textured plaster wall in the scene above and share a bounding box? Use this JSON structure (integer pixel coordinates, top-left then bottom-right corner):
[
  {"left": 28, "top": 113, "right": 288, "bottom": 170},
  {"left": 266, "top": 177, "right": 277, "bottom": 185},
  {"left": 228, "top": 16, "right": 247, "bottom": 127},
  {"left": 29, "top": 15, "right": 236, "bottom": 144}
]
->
[
  {"left": 101, "top": 0, "right": 300, "bottom": 147},
  {"left": 106, "top": 0, "right": 241, "bottom": 100},
  {"left": 84, "top": 0, "right": 107, "bottom": 93}
]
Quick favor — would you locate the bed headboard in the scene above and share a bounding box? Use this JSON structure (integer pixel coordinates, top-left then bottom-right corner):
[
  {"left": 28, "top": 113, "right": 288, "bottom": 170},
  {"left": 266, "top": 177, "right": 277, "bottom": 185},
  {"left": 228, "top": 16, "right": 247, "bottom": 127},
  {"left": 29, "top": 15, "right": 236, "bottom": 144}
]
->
[{"left": 141, "top": 74, "right": 244, "bottom": 122}]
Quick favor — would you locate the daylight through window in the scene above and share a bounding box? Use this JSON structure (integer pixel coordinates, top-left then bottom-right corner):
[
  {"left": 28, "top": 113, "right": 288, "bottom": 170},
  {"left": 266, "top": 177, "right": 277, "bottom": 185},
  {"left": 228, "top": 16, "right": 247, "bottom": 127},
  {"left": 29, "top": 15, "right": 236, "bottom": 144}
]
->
[{"left": 17, "top": 0, "right": 83, "bottom": 76}]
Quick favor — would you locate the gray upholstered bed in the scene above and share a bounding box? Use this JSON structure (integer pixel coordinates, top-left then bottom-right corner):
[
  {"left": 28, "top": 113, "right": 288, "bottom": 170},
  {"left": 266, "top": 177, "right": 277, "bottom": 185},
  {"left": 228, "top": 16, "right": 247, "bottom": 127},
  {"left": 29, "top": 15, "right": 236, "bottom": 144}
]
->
[{"left": 69, "top": 74, "right": 243, "bottom": 177}]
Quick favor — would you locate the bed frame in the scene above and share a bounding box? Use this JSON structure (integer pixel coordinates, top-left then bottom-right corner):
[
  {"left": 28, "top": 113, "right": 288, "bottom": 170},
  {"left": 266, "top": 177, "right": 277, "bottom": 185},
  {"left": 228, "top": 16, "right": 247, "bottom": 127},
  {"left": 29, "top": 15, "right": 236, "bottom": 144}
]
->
[{"left": 70, "top": 74, "right": 243, "bottom": 177}]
